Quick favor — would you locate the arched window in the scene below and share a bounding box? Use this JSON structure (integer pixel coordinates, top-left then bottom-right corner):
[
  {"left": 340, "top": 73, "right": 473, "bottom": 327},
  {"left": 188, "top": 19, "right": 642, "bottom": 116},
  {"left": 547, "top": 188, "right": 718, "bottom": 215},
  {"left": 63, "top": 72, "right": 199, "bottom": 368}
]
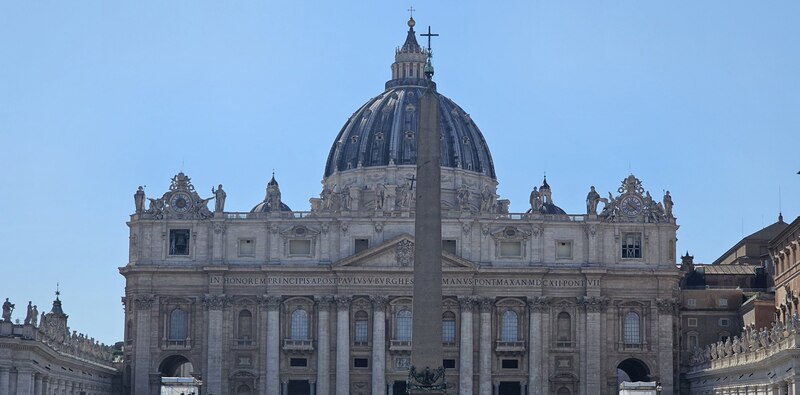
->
[
  {"left": 624, "top": 312, "right": 641, "bottom": 345},
  {"left": 397, "top": 309, "right": 412, "bottom": 341},
  {"left": 354, "top": 310, "right": 369, "bottom": 344},
  {"left": 291, "top": 309, "right": 309, "bottom": 340},
  {"left": 238, "top": 310, "right": 253, "bottom": 340},
  {"left": 168, "top": 308, "right": 187, "bottom": 340},
  {"left": 442, "top": 311, "right": 456, "bottom": 344},
  {"left": 237, "top": 384, "right": 252, "bottom": 395},
  {"left": 501, "top": 310, "right": 518, "bottom": 342},
  {"left": 557, "top": 312, "right": 572, "bottom": 347},
  {"left": 557, "top": 387, "right": 571, "bottom": 395}
]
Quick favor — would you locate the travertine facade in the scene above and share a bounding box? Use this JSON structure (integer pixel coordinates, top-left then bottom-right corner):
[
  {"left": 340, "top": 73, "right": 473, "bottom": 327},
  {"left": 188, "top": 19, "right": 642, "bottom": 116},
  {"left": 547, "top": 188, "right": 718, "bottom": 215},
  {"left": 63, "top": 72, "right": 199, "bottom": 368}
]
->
[{"left": 121, "top": 17, "right": 681, "bottom": 395}]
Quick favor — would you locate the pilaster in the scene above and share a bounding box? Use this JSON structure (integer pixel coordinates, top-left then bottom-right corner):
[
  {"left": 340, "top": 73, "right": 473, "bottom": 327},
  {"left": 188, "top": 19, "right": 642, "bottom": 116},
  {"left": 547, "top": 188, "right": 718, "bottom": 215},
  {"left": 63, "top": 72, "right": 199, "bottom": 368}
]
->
[
  {"left": 371, "top": 296, "right": 387, "bottom": 395},
  {"left": 316, "top": 296, "right": 334, "bottom": 395},
  {"left": 478, "top": 297, "right": 493, "bottom": 395},
  {"left": 265, "top": 295, "right": 282, "bottom": 394},
  {"left": 528, "top": 296, "right": 551, "bottom": 395},
  {"left": 204, "top": 293, "right": 229, "bottom": 395},
  {"left": 335, "top": 296, "right": 351, "bottom": 395},
  {"left": 133, "top": 294, "right": 155, "bottom": 394},
  {"left": 458, "top": 297, "right": 475, "bottom": 395}
]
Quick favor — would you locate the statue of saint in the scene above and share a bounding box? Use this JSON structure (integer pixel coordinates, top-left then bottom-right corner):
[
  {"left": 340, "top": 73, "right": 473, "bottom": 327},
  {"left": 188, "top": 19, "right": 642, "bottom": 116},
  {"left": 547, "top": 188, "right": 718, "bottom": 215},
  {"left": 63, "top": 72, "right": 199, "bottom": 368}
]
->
[
  {"left": 529, "top": 187, "right": 542, "bottom": 212},
  {"left": 212, "top": 184, "right": 226, "bottom": 213},
  {"left": 24, "top": 301, "right": 33, "bottom": 325},
  {"left": 375, "top": 184, "right": 386, "bottom": 210},
  {"left": 321, "top": 186, "right": 333, "bottom": 210},
  {"left": 480, "top": 185, "right": 496, "bottom": 213},
  {"left": 663, "top": 191, "right": 674, "bottom": 218},
  {"left": 2, "top": 298, "right": 14, "bottom": 322},
  {"left": 134, "top": 186, "right": 145, "bottom": 213},
  {"left": 30, "top": 305, "right": 38, "bottom": 327},
  {"left": 586, "top": 186, "right": 600, "bottom": 215},
  {"left": 457, "top": 186, "right": 471, "bottom": 211}
]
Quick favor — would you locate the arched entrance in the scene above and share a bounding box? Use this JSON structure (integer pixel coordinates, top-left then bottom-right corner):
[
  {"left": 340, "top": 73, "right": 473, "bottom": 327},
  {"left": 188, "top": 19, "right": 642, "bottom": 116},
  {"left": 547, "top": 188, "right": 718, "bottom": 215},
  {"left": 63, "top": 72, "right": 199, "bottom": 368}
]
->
[
  {"left": 159, "top": 355, "right": 200, "bottom": 395},
  {"left": 616, "top": 358, "right": 651, "bottom": 384},
  {"left": 160, "top": 355, "right": 194, "bottom": 377}
]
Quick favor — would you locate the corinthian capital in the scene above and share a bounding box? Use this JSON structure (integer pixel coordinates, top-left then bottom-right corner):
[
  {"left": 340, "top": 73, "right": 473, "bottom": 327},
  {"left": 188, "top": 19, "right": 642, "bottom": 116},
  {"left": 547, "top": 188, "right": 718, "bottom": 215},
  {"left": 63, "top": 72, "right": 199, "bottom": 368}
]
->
[
  {"left": 335, "top": 296, "right": 352, "bottom": 310},
  {"left": 527, "top": 296, "right": 552, "bottom": 313},
  {"left": 258, "top": 295, "right": 283, "bottom": 310},
  {"left": 371, "top": 296, "right": 388, "bottom": 311},
  {"left": 578, "top": 296, "right": 608, "bottom": 313},
  {"left": 203, "top": 294, "right": 230, "bottom": 310}
]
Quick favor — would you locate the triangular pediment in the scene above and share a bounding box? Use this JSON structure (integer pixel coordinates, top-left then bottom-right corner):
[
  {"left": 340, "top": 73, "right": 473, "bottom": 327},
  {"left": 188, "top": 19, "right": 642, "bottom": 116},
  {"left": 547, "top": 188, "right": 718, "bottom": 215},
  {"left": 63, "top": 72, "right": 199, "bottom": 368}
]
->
[{"left": 333, "top": 233, "right": 475, "bottom": 270}]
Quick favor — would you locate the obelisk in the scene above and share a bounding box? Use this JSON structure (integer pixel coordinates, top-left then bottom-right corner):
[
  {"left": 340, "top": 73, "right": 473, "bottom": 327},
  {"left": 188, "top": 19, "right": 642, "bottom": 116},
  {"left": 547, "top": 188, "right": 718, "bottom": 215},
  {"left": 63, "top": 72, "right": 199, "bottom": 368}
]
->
[{"left": 409, "top": 27, "right": 446, "bottom": 393}]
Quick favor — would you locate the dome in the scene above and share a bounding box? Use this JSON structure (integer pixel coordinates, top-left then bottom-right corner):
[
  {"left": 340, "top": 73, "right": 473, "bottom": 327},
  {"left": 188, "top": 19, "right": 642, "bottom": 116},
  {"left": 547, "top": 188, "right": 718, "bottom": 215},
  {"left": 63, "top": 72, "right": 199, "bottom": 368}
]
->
[
  {"left": 250, "top": 175, "right": 292, "bottom": 213},
  {"left": 323, "top": 19, "right": 496, "bottom": 180}
]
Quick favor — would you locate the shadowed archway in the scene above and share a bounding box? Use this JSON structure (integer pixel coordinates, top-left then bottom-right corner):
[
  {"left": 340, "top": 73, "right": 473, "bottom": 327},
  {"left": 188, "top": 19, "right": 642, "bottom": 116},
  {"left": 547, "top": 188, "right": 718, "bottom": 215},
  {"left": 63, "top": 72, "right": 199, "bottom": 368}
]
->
[{"left": 617, "top": 358, "right": 651, "bottom": 383}]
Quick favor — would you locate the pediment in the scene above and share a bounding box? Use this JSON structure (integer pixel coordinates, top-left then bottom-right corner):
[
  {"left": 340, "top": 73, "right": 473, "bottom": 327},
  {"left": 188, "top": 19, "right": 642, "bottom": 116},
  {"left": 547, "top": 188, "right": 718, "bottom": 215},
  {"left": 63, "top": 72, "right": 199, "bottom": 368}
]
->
[{"left": 333, "top": 233, "right": 475, "bottom": 270}]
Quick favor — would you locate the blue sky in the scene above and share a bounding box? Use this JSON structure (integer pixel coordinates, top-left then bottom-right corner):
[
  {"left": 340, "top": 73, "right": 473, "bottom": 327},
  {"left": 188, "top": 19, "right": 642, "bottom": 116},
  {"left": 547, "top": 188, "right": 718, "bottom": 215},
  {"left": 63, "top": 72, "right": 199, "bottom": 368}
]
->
[{"left": 1, "top": 1, "right": 798, "bottom": 344}]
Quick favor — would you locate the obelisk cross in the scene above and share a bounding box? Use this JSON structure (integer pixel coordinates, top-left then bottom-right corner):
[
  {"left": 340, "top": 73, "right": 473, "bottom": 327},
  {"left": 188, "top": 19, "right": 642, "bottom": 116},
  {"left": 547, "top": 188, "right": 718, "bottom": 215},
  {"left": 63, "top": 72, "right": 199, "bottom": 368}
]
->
[{"left": 420, "top": 26, "right": 439, "bottom": 51}]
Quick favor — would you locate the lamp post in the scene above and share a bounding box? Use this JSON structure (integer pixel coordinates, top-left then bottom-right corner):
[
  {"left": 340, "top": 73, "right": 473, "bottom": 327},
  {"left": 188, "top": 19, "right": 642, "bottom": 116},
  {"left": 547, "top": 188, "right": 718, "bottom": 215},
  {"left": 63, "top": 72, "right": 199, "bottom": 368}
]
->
[{"left": 656, "top": 381, "right": 662, "bottom": 394}]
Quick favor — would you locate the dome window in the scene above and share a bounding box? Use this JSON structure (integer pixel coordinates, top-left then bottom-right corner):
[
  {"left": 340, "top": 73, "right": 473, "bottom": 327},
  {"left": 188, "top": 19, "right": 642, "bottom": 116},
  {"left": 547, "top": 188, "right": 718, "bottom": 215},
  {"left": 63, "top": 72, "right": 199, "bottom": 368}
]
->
[
  {"left": 375, "top": 132, "right": 384, "bottom": 141},
  {"left": 351, "top": 136, "right": 359, "bottom": 144},
  {"left": 405, "top": 131, "right": 415, "bottom": 139},
  {"left": 462, "top": 137, "right": 471, "bottom": 144}
]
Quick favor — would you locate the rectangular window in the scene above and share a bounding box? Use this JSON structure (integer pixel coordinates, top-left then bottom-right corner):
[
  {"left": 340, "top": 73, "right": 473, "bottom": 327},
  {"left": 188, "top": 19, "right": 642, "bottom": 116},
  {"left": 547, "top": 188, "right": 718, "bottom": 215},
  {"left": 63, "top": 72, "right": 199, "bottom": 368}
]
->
[
  {"left": 238, "top": 239, "right": 255, "bottom": 257},
  {"left": 556, "top": 240, "right": 573, "bottom": 259},
  {"left": 687, "top": 299, "right": 696, "bottom": 307},
  {"left": 354, "top": 319, "right": 368, "bottom": 344},
  {"left": 719, "top": 298, "right": 728, "bottom": 307},
  {"left": 442, "top": 319, "right": 456, "bottom": 344},
  {"left": 621, "top": 233, "right": 642, "bottom": 259},
  {"left": 442, "top": 239, "right": 457, "bottom": 254},
  {"left": 289, "top": 358, "right": 307, "bottom": 367},
  {"left": 688, "top": 318, "right": 698, "bottom": 327},
  {"left": 443, "top": 359, "right": 456, "bottom": 369},
  {"left": 499, "top": 241, "right": 522, "bottom": 258},
  {"left": 354, "top": 238, "right": 369, "bottom": 254},
  {"left": 169, "top": 229, "right": 191, "bottom": 256},
  {"left": 288, "top": 239, "right": 312, "bottom": 256},
  {"left": 501, "top": 359, "right": 519, "bottom": 369},
  {"left": 353, "top": 358, "right": 369, "bottom": 368},
  {"left": 719, "top": 318, "right": 730, "bottom": 327}
]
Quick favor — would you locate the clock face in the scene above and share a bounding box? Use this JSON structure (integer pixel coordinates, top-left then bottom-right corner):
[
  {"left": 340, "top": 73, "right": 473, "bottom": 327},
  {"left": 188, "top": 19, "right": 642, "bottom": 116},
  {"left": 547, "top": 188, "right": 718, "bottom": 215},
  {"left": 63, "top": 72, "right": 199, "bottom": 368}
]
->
[
  {"left": 621, "top": 196, "right": 643, "bottom": 216},
  {"left": 170, "top": 192, "right": 192, "bottom": 213}
]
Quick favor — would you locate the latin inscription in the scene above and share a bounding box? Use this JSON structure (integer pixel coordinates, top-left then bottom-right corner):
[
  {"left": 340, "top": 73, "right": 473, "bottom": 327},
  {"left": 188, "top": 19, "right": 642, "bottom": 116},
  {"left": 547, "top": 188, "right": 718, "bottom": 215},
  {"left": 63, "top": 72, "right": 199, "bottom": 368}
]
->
[{"left": 211, "top": 275, "right": 599, "bottom": 288}]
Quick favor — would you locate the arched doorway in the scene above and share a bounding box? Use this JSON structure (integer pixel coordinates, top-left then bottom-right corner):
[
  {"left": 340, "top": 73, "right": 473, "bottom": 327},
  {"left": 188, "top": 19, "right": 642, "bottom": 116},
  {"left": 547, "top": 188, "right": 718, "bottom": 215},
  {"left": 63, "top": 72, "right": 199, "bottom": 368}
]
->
[
  {"left": 617, "top": 358, "right": 651, "bottom": 385},
  {"left": 159, "top": 355, "right": 199, "bottom": 395}
]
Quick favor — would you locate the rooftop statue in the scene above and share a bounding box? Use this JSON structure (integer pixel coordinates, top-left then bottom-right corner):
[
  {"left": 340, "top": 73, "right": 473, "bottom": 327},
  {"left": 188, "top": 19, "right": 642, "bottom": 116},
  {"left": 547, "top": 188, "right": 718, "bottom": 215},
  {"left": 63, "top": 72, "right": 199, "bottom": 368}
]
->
[{"left": 2, "top": 298, "right": 14, "bottom": 322}]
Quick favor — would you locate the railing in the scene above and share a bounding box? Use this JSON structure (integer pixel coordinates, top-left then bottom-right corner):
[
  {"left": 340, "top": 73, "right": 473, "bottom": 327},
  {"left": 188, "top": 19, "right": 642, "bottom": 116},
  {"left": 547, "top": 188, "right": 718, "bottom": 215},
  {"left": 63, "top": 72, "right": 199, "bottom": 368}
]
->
[
  {"left": 389, "top": 340, "right": 412, "bottom": 351},
  {"left": 282, "top": 339, "right": 314, "bottom": 351},
  {"left": 495, "top": 340, "right": 525, "bottom": 353},
  {"left": 232, "top": 338, "right": 256, "bottom": 348},
  {"left": 224, "top": 211, "right": 588, "bottom": 222},
  {"left": 164, "top": 339, "right": 191, "bottom": 349}
]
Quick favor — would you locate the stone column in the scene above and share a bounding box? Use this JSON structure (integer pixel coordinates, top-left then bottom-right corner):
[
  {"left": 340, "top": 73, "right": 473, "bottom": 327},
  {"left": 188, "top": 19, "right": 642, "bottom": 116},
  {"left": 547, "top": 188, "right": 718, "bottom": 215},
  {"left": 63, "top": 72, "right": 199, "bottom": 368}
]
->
[
  {"left": 316, "top": 296, "right": 333, "bottom": 395},
  {"left": 478, "top": 297, "right": 493, "bottom": 395},
  {"left": 335, "top": 297, "right": 352, "bottom": 395},
  {"left": 33, "top": 375, "right": 41, "bottom": 395},
  {"left": 371, "top": 296, "right": 387, "bottom": 395},
  {"left": 0, "top": 367, "right": 9, "bottom": 395},
  {"left": 528, "top": 297, "right": 550, "bottom": 395},
  {"left": 459, "top": 297, "right": 475, "bottom": 395},
  {"left": 133, "top": 295, "right": 155, "bottom": 394},
  {"left": 15, "top": 368, "right": 33, "bottom": 395},
  {"left": 281, "top": 380, "right": 289, "bottom": 395},
  {"left": 656, "top": 299, "right": 676, "bottom": 394},
  {"left": 266, "top": 296, "right": 283, "bottom": 395},
  {"left": 580, "top": 296, "right": 607, "bottom": 395},
  {"left": 204, "top": 294, "right": 228, "bottom": 395},
  {"left": 310, "top": 380, "right": 317, "bottom": 395},
  {"left": 789, "top": 380, "right": 800, "bottom": 395}
]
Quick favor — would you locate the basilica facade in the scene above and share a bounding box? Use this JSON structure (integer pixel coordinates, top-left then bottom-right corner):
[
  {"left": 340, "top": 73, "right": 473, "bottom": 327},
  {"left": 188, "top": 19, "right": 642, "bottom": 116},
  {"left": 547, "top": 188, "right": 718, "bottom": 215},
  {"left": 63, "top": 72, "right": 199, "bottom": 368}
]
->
[{"left": 121, "top": 17, "right": 681, "bottom": 395}]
